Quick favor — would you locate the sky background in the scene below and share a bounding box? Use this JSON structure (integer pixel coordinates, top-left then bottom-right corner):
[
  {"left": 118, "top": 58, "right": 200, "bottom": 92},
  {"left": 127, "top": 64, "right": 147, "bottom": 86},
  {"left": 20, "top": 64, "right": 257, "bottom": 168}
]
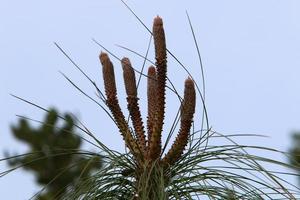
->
[{"left": 1, "top": 0, "right": 300, "bottom": 199}]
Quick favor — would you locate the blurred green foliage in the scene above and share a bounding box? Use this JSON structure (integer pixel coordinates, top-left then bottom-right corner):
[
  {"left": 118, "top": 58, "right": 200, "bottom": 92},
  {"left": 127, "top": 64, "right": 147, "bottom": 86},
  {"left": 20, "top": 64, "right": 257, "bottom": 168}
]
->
[
  {"left": 7, "top": 109, "right": 102, "bottom": 199},
  {"left": 289, "top": 133, "right": 300, "bottom": 185}
]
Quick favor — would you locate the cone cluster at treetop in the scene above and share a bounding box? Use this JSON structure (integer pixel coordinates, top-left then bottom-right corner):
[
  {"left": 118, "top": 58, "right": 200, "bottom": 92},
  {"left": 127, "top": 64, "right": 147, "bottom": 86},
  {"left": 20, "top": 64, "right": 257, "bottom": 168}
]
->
[
  {"left": 99, "top": 16, "right": 195, "bottom": 198},
  {"left": 100, "top": 16, "right": 195, "bottom": 169}
]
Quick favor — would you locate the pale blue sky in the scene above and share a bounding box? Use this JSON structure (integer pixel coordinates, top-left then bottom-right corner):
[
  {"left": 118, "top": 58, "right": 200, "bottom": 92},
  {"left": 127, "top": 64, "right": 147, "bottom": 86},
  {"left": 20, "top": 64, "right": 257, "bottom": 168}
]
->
[{"left": 1, "top": 0, "right": 300, "bottom": 199}]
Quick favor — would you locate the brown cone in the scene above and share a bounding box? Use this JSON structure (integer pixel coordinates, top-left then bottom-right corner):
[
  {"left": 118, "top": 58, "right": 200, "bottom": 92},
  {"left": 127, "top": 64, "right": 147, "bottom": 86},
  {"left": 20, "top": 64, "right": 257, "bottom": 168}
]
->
[
  {"left": 122, "top": 57, "right": 147, "bottom": 156},
  {"left": 148, "top": 16, "right": 168, "bottom": 161},
  {"left": 146, "top": 66, "right": 157, "bottom": 151},
  {"left": 161, "top": 77, "right": 196, "bottom": 168}
]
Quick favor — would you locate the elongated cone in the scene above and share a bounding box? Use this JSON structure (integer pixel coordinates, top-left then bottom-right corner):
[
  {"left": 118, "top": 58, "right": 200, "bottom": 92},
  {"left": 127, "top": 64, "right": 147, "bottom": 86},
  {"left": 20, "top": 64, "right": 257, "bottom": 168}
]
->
[
  {"left": 99, "top": 52, "right": 140, "bottom": 159},
  {"left": 161, "top": 78, "right": 196, "bottom": 168},
  {"left": 146, "top": 66, "right": 157, "bottom": 150},
  {"left": 122, "top": 58, "right": 137, "bottom": 97},
  {"left": 121, "top": 57, "right": 147, "bottom": 156},
  {"left": 148, "top": 16, "right": 167, "bottom": 161}
]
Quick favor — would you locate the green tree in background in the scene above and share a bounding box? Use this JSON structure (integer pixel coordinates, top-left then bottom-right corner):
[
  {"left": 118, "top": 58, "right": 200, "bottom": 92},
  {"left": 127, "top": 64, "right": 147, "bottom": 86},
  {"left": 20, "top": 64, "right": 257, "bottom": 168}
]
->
[
  {"left": 289, "top": 132, "right": 300, "bottom": 185},
  {"left": 7, "top": 109, "right": 102, "bottom": 200}
]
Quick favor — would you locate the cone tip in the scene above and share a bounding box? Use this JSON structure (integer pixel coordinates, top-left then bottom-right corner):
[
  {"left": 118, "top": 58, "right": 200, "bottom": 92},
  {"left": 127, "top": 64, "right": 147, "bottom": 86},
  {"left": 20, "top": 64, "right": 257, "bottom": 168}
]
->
[
  {"left": 154, "top": 16, "right": 163, "bottom": 26},
  {"left": 148, "top": 65, "right": 156, "bottom": 74},
  {"left": 121, "top": 57, "right": 130, "bottom": 65},
  {"left": 99, "top": 52, "right": 109, "bottom": 63},
  {"left": 185, "top": 77, "right": 194, "bottom": 85}
]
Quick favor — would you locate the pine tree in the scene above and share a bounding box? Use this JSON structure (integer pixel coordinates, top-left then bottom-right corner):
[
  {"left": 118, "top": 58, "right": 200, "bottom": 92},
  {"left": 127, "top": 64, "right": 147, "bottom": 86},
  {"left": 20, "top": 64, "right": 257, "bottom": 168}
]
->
[{"left": 7, "top": 109, "right": 102, "bottom": 199}]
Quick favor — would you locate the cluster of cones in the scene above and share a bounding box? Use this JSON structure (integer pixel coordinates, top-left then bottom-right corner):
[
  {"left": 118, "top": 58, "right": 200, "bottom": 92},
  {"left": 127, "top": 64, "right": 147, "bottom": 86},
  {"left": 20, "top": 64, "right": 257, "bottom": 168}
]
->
[{"left": 99, "top": 16, "right": 196, "bottom": 170}]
